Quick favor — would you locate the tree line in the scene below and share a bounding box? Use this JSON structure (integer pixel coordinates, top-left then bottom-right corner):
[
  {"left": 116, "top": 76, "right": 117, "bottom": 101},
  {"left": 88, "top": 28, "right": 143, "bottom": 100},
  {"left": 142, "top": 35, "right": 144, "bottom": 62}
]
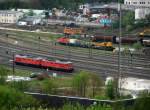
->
[{"left": 0, "top": 0, "right": 124, "bottom": 10}]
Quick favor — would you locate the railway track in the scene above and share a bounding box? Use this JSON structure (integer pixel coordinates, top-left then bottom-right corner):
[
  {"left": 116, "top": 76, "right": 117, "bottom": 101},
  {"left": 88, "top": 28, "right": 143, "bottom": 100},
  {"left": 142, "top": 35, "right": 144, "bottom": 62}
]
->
[
  {"left": 0, "top": 40, "right": 149, "bottom": 70},
  {"left": 0, "top": 37, "right": 149, "bottom": 69},
  {"left": 0, "top": 40, "right": 150, "bottom": 79},
  {"left": 0, "top": 35, "right": 150, "bottom": 68}
]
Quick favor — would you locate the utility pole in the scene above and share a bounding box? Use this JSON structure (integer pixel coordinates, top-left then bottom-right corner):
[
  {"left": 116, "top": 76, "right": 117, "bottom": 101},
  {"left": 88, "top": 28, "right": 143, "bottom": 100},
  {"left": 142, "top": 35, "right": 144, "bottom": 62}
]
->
[
  {"left": 117, "top": 2, "right": 122, "bottom": 96},
  {"left": 12, "top": 51, "right": 15, "bottom": 87},
  {"left": 6, "top": 34, "right": 9, "bottom": 54},
  {"left": 12, "top": 52, "right": 15, "bottom": 76}
]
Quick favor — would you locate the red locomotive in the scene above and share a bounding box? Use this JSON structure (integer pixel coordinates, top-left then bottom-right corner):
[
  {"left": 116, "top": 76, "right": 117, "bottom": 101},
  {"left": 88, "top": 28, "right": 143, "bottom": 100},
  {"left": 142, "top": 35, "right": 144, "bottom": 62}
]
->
[
  {"left": 57, "top": 37, "right": 69, "bottom": 44},
  {"left": 14, "top": 55, "right": 74, "bottom": 72}
]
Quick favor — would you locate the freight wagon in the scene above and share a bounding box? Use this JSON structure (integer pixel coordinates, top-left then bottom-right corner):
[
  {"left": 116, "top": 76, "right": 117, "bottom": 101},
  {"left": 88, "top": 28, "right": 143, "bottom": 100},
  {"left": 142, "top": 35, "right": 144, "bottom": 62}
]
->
[
  {"left": 14, "top": 54, "right": 74, "bottom": 72},
  {"left": 92, "top": 35, "right": 138, "bottom": 44},
  {"left": 57, "top": 37, "right": 114, "bottom": 51},
  {"left": 92, "top": 35, "right": 116, "bottom": 43}
]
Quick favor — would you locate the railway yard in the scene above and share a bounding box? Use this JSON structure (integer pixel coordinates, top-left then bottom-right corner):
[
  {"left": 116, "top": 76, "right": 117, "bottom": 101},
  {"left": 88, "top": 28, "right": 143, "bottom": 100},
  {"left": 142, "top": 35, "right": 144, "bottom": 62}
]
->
[
  {"left": 0, "top": 28, "right": 150, "bottom": 80},
  {"left": 0, "top": 1, "right": 150, "bottom": 109}
]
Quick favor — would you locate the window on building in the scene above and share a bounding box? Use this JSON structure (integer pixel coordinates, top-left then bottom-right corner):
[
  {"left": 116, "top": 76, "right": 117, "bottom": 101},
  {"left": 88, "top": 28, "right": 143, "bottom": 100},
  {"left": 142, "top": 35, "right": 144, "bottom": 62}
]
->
[{"left": 140, "top": 2, "right": 146, "bottom": 4}]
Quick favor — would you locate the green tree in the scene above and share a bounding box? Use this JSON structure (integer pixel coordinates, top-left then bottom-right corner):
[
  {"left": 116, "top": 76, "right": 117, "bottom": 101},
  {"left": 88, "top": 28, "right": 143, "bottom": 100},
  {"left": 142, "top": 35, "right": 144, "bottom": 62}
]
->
[
  {"left": 42, "top": 78, "right": 58, "bottom": 94},
  {"left": 105, "top": 80, "right": 118, "bottom": 100},
  {"left": 145, "top": 14, "right": 150, "bottom": 26},
  {"left": 89, "top": 73, "right": 103, "bottom": 97},
  {"left": 9, "top": 81, "right": 29, "bottom": 92},
  {"left": 0, "top": 66, "right": 9, "bottom": 85},
  {"left": 133, "top": 91, "right": 150, "bottom": 110},
  {"left": 0, "top": 85, "right": 36, "bottom": 110},
  {"left": 122, "top": 11, "right": 135, "bottom": 30},
  {"left": 133, "top": 42, "right": 143, "bottom": 50},
  {"left": 27, "top": 9, "right": 35, "bottom": 16},
  {"left": 72, "top": 71, "right": 89, "bottom": 97}
]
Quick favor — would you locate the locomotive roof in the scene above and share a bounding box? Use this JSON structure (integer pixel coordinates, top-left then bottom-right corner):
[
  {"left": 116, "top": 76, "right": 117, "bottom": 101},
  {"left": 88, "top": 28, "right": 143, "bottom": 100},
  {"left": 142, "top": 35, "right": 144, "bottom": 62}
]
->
[
  {"left": 15, "top": 54, "right": 43, "bottom": 59},
  {"left": 55, "top": 60, "right": 72, "bottom": 64},
  {"left": 15, "top": 54, "right": 72, "bottom": 64}
]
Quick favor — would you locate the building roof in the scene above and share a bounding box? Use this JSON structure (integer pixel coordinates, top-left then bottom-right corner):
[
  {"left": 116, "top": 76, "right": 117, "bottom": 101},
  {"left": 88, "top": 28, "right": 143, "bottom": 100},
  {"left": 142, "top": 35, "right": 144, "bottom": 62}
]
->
[
  {"left": 19, "top": 16, "right": 41, "bottom": 22},
  {"left": 11, "top": 9, "right": 45, "bottom": 15}
]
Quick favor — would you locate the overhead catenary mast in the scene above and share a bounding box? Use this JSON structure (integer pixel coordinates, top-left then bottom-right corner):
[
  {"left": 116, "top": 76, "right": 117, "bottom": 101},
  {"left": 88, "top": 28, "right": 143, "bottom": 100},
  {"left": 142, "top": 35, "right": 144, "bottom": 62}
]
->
[{"left": 117, "top": 1, "right": 122, "bottom": 96}]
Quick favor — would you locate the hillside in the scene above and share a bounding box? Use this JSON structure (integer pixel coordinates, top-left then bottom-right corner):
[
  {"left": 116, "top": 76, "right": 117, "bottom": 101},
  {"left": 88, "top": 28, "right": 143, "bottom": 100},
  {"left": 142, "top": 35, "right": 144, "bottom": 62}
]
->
[{"left": 0, "top": 0, "right": 124, "bottom": 10}]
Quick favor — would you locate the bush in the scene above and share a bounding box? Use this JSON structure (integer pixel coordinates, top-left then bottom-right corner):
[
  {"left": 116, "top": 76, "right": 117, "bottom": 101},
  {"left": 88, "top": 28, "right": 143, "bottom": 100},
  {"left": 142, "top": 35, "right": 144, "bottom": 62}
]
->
[{"left": 133, "top": 42, "right": 143, "bottom": 50}]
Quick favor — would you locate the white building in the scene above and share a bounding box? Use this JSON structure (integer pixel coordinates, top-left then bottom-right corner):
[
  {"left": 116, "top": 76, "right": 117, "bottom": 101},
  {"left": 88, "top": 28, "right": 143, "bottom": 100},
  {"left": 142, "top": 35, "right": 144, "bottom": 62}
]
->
[
  {"left": 6, "top": 75, "right": 31, "bottom": 82},
  {"left": 0, "top": 11, "right": 23, "bottom": 24},
  {"left": 105, "top": 77, "right": 150, "bottom": 98},
  {"left": 120, "top": 77, "right": 150, "bottom": 97},
  {"left": 17, "top": 16, "right": 42, "bottom": 26},
  {"left": 124, "top": 0, "right": 150, "bottom": 19}
]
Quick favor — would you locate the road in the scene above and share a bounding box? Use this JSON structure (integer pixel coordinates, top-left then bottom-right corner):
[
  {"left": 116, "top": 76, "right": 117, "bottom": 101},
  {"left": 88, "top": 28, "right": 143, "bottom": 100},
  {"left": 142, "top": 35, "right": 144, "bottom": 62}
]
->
[{"left": 0, "top": 32, "right": 150, "bottom": 79}]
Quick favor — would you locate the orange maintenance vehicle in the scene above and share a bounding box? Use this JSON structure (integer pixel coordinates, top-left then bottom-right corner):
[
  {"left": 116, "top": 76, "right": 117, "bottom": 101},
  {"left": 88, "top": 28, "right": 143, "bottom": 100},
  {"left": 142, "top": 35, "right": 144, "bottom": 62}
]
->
[{"left": 64, "top": 27, "right": 84, "bottom": 35}]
